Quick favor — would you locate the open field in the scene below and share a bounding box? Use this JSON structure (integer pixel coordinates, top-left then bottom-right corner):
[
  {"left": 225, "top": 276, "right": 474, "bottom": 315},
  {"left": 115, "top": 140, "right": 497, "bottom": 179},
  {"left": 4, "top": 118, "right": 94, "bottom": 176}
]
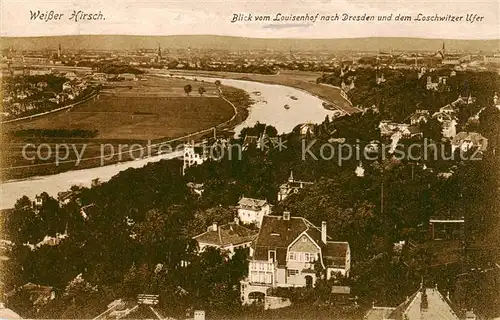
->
[
  {"left": 162, "top": 69, "right": 361, "bottom": 115},
  {"left": 1, "top": 75, "right": 250, "bottom": 180},
  {"left": 5, "top": 96, "right": 232, "bottom": 140},
  {"left": 4, "top": 76, "right": 230, "bottom": 140}
]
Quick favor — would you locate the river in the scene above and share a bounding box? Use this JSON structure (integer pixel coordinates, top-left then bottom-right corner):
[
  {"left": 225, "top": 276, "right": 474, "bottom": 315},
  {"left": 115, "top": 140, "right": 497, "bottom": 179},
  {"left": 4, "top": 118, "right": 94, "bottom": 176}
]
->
[
  {"left": 1, "top": 76, "right": 341, "bottom": 209},
  {"left": 165, "top": 75, "right": 339, "bottom": 135}
]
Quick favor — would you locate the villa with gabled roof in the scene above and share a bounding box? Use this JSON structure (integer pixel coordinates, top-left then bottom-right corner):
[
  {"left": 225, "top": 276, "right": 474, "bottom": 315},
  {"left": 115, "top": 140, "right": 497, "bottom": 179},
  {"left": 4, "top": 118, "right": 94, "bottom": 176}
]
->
[{"left": 240, "top": 211, "right": 350, "bottom": 305}]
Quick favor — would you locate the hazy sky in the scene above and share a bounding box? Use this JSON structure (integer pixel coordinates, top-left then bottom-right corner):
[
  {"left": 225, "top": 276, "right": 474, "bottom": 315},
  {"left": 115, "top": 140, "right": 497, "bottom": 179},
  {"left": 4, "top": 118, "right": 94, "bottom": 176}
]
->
[{"left": 1, "top": 0, "right": 499, "bottom": 39}]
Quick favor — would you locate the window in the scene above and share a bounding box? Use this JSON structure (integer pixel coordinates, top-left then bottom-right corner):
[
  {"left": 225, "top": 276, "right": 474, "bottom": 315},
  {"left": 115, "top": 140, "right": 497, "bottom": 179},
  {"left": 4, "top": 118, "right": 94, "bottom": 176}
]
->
[
  {"left": 302, "top": 236, "right": 307, "bottom": 242},
  {"left": 268, "top": 250, "right": 276, "bottom": 262},
  {"left": 259, "top": 273, "right": 266, "bottom": 283},
  {"left": 289, "top": 252, "right": 295, "bottom": 261},
  {"left": 287, "top": 269, "right": 299, "bottom": 277},
  {"left": 298, "top": 253, "right": 304, "bottom": 262},
  {"left": 304, "top": 253, "right": 316, "bottom": 262},
  {"left": 259, "top": 263, "right": 264, "bottom": 271}
]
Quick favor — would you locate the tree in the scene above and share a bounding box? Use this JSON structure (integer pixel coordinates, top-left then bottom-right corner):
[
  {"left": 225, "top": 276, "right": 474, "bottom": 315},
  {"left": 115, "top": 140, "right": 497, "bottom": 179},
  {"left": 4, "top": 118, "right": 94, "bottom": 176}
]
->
[
  {"left": 8, "top": 196, "right": 42, "bottom": 244},
  {"left": 182, "top": 247, "right": 248, "bottom": 309},
  {"left": 419, "top": 118, "right": 443, "bottom": 142},
  {"left": 198, "top": 87, "right": 206, "bottom": 96},
  {"left": 479, "top": 106, "right": 500, "bottom": 151},
  {"left": 183, "top": 84, "right": 192, "bottom": 96}
]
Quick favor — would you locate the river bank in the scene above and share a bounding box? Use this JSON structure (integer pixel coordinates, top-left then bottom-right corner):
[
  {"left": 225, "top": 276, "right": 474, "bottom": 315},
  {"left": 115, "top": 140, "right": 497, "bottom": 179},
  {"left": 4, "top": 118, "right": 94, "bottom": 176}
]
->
[{"left": 1, "top": 73, "right": 344, "bottom": 209}]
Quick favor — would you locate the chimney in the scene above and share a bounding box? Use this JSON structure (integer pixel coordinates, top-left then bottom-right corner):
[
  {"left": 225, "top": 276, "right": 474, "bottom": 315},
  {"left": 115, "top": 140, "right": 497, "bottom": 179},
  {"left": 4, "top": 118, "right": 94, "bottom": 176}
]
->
[
  {"left": 283, "top": 211, "right": 290, "bottom": 220},
  {"left": 321, "top": 221, "right": 327, "bottom": 244}
]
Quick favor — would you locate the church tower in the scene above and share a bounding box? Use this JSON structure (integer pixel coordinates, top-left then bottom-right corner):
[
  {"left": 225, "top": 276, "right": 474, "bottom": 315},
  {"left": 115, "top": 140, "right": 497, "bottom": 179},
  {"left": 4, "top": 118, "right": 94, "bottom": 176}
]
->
[
  {"left": 156, "top": 43, "right": 162, "bottom": 63},
  {"left": 57, "top": 43, "right": 62, "bottom": 59}
]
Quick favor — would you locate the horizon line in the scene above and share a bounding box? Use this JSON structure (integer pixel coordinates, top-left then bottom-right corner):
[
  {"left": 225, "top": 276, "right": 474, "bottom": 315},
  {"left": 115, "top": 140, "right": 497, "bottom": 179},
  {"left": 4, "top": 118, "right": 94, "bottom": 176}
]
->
[{"left": 1, "top": 34, "right": 500, "bottom": 41}]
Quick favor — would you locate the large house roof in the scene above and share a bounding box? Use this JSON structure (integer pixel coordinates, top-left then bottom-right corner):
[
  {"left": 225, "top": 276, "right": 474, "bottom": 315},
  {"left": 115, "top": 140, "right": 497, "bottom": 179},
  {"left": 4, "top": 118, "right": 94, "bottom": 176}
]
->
[
  {"left": 252, "top": 215, "right": 348, "bottom": 267},
  {"left": 193, "top": 222, "right": 257, "bottom": 247},
  {"left": 451, "top": 132, "right": 488, "bottom": 148},
  {"left": 367, "top": 288, "right": 460, "bottom": 320},
  {"left": 238, "top": 197, "right": 268, "bottom": 210}
]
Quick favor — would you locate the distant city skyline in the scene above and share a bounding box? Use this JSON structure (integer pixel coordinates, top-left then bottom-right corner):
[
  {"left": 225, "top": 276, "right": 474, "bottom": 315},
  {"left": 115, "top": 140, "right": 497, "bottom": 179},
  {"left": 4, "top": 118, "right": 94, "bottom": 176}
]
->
[
  {"left": 1, "top": 0, "right": 499, "bottom": 39},
  {"left": 2, "top": 35, "right": 499, "bottom": 53}
]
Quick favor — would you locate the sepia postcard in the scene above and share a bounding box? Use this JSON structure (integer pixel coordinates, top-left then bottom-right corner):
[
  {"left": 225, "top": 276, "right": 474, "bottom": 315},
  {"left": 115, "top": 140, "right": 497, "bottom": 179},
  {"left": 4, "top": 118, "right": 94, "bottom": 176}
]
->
[{"left": 0, "top": 0, "right": 499, "bottom": 319}]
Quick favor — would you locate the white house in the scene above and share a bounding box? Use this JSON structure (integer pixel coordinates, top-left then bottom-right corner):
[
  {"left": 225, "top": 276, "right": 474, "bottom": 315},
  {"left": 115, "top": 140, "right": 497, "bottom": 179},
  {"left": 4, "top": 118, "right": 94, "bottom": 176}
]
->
[
  {"left": 409, "top": 110, "right": 430, "bottom": 125},
  {"left": 182, "top": 143, "right": 207, "bottom": 176},
  {"left": 62, "top": 81, "right": 73, "bottom": 91},
  {"left": 442, "top": 119, "right": 457, "bottom": 139},
  {"left": 240, "top": 212, "right": 350, "bottom": 305},
  {"left": 237, "top": 197, "right": 271, "bottom": 227}
]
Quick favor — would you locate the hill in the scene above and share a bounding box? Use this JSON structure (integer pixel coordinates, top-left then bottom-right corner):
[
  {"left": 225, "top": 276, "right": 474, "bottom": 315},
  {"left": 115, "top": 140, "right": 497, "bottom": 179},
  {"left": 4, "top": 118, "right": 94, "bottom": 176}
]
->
[{"left": 1, "top": 35, "right": 499, "bottom": 52}]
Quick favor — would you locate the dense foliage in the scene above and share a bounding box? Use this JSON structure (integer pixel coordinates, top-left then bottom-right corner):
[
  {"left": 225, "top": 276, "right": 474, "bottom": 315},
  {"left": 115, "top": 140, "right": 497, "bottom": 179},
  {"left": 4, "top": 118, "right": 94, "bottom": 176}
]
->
[{"left": 2, "top": 68, "right": 499, "bottom": 318}]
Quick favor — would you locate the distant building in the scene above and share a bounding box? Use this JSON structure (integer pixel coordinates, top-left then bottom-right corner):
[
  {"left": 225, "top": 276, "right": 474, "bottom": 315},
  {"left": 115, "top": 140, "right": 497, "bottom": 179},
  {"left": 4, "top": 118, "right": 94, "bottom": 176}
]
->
[
  {"left": 57, "top": 190, "right": 81, "bottom": 206},
  {"left": 493, "top": 92, "right": 500, "bottom": 110},
  {"left": 4, "top": 283, "right": 56, "bottom": 311},
  {"left": 429, "top": 217, "right": 464, "bottom": 240},
  {"left": 186, "top": 182, "right": 204, "bottom": 196},
  {"left": 409, "top": 110, "right": 430, "bottom": 126},
  {"left": 64, "top": 72, "right": 77, "bottom": 80},
  {"left": 483, "top": 55, "right": 500, "bottom": 64},
  {"left": 192, "top": 219, "right": 257, "bottom": 254},
  {"left": 119, "top": 73, "right": 136, "bottom": 81},
  {"left": 277, "top": 171, "right": 313, "bottom": 202},
  {"left": 297, "top": 123, "right": 315, "bottom": 136},
  {"left": 375, "top": 72, "right": 386, "bottom": 85},
  {"left": 364, "top": 286, "right": 462, "bottom": 320},
  {"left": 442, "top": 120, "right": 457, "bottom": 139},
  {"left": 35, "top": 233, "right": 68, "bottom": 249},
  {"left": 62, "top": 81, "right": 73, "bottom": 91},
  {"left": 28, "top": 69, "right": 51, "bottom": 76},
  {"left": 451, "top": 132, "right": 488, "bottom": 153},
  {"left": 182, "top": 143, "right": 207, "bottom": 176},
  {"left": 79, "top": 203, "right": 97, "bottom": 220},
  {"left": 240, "top": 212, "right": 350, "bottom": 305},
  {"left": 426, "top": 76, "right": 439, "bottom": 91},
  {"left": 237, "top": 197, "right": 271, "bottom": 227},
  {"left": 355, "top": 162, "right": 365, "bottom": 177},
  {"left": 442, "top": 59, "right": 460, "bottom": 66}
]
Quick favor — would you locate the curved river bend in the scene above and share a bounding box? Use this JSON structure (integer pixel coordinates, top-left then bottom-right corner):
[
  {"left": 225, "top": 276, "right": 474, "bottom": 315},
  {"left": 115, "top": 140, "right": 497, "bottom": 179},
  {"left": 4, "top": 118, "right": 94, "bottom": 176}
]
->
[{"left": 1, "top": 77, "right": 340, "bottom": 209}]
